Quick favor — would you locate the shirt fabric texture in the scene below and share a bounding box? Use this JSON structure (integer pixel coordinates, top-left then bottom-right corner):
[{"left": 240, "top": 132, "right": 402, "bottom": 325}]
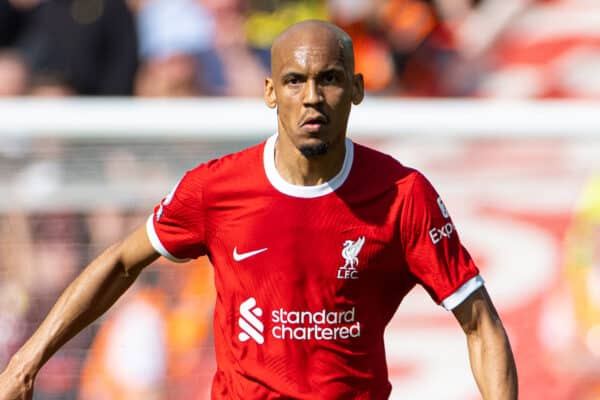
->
[{"left": 147, "top": 134, "right": 482, "bottom": 399}]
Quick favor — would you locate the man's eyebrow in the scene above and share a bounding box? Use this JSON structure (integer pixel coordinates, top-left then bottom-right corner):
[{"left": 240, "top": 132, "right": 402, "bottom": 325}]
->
[
  {"left": 280, "top": 71, "right": 306, "bottom": 80},
  {"left": 317, "top": 66, "right": 346, "bottom": 75},
  {"left": 280, "top": 65, "right": 346, "bottom": 78}
]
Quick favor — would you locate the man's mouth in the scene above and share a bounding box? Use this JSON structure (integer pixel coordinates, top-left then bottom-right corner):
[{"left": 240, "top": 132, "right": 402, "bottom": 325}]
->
[{"left": 301, "top": 115, "right": 328, "bottom": 131}]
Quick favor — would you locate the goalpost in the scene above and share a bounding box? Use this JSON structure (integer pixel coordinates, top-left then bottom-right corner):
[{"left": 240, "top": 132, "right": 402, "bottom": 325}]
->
[
  {"left": 1, "top": 97, "right": 600, "bottom": 139},
  {"left": 0, "top": 97, "right": 597, "bottom": 211}
]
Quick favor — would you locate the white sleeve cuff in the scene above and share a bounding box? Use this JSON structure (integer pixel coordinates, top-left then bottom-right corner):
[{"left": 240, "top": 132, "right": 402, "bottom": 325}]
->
[
  {"left": 145, "top": 215, "right": 189, "bottom": 263},
  {"left": 441, "top": 275, "right": 485, "bottom": 311}
]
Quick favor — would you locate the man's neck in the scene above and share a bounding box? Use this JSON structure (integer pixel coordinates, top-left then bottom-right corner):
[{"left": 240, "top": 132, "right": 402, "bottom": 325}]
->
[{"left": 274, "top": 135, "right": 346, "bottom": 186}]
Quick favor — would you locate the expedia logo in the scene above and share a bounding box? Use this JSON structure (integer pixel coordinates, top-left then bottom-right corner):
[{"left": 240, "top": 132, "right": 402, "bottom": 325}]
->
[
  {"left": 429, "top": 196, "right": 454, "bottom": 244},
  {"left": 238, "top": 297, "right": 264, "bottom": 344},
  {"left": 429, "top": 222, "right": 455, "bottom": 244},
  {"left": 437, "top": 196, "right": 450, "bottom": 218}
]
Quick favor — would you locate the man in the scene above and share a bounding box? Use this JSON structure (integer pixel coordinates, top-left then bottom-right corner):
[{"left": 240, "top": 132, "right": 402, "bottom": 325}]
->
[{"left": 0, "top": 20, "right": 518, "bottom": 399}]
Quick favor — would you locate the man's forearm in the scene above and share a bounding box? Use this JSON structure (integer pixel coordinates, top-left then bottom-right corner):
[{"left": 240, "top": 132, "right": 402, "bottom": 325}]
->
[
  {"left": 467, "top": 315, "right": 518, "bottom": 399},
  {"left": 7, "top": 227, "right": 158, "bottom": 378},
  {"left": 453, "top": 287, "right": 518, "bottom": 399}
]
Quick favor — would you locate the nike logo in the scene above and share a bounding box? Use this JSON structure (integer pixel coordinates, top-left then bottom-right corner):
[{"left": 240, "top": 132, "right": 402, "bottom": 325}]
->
[{"left": 233, "top": 247, "right": 268, "bottom": 261}]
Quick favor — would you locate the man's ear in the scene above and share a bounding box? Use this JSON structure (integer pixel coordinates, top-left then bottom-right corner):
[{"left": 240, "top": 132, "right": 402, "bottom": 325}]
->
[
  {"left": 351, "top": 73, "right": 365, "bottom": 105},
  {"left": 264, "top": 77, "right": 277, "bottom": 109}
]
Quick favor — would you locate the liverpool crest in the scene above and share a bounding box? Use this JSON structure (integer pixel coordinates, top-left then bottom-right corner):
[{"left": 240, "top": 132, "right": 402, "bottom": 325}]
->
[{"left": 337, "top": 236, "right": 365, "bottom": 280}]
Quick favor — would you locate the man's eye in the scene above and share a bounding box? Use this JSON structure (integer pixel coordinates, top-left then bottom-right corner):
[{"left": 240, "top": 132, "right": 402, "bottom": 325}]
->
[{"left": 322, "top": 73, "right": 337, "bottom": 84}]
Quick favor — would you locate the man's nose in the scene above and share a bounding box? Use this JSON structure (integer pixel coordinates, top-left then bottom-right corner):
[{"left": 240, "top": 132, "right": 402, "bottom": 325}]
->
[{"left": 302, "top": 79, "right": 323, "bottom": 105}]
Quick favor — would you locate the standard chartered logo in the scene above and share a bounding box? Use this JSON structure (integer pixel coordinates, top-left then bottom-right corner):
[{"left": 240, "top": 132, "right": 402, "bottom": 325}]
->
[
  {"left": 238, "top": 297, "right": 361, "bottom": 344},
  {"left": 238, "top": 297, "right": 264, "bottom": 344},
  {"left": 271, "top": 307, "right": 361, "bottom": 340}
]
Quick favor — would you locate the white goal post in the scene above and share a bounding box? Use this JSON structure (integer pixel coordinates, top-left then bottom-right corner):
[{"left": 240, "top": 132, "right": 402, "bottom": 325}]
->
[
  {"left": 0, "top": 97, "right": 598, "bottom": 212},
  {"left": 1, "top": 97, "right": 600, "bottom": 139}
]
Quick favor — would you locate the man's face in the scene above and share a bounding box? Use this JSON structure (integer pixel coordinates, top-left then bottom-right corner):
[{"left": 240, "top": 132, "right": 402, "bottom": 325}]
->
[{"left": 265, "top": 32, "right": 362, "bottom": 157}]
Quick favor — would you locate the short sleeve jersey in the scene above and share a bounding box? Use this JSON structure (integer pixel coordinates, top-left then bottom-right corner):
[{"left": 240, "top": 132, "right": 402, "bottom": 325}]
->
[{"left": 146, "top": 134, "right": 483, "bottom": 399}]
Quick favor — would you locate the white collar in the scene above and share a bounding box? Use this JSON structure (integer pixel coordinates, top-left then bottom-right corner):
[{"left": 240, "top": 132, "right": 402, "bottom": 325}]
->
[{"left": 263, "top": 133, "right": 354, "bottom": 198}]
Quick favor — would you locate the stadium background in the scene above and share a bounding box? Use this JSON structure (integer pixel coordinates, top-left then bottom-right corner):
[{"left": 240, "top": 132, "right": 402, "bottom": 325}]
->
[{"left": 1, "top": 0, "right": 600, "bottom": 399}]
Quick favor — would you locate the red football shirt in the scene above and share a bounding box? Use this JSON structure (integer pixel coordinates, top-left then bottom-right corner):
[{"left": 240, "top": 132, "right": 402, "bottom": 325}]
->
[{"left": 146, "top": 134, "right": 482, "bottom": 399}]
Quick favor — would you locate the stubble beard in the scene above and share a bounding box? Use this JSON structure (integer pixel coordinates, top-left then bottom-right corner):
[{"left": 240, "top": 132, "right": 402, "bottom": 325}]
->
[{"left": 299, "top": 142, "right": 329, "bottom": 158}]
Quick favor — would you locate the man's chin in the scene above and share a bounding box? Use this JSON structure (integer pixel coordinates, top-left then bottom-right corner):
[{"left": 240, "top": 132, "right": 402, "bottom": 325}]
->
[{"left": 299, "top": 142, "right": 329, "bottom": 158}]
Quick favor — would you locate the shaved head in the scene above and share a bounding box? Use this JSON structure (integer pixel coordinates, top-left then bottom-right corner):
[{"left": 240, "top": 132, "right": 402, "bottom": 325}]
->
[
  {"left": 271, "top": 20, "right": 355, "bottom": 75},
  {"left": 264, "top": 19, "right": 364, "bottom": 165}
]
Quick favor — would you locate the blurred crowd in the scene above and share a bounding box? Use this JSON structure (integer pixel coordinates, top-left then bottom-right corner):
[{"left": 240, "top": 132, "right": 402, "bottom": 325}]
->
[
  {"left": 0, "top": 135, "right": 240, "bottom": 398},
  {"left": 1, "top": 0, "right": 600, "bottom": 98},
  {"left": 0, "top": 206, "right": 218, "bottom": 399}
]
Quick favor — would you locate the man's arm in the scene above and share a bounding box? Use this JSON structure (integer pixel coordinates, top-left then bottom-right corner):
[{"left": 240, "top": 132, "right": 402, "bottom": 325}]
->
[
  {"left": 0, "top": 224, "right": 160, "bottom": 400},
  {"left": 452, "top": 286, "right": 518, "bottom": 400}
]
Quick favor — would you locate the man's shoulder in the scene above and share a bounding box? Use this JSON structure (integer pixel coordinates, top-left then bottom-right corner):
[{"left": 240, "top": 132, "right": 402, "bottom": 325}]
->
[{"left": 352, "top": 141, "right": 421, "bottom": 185}]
